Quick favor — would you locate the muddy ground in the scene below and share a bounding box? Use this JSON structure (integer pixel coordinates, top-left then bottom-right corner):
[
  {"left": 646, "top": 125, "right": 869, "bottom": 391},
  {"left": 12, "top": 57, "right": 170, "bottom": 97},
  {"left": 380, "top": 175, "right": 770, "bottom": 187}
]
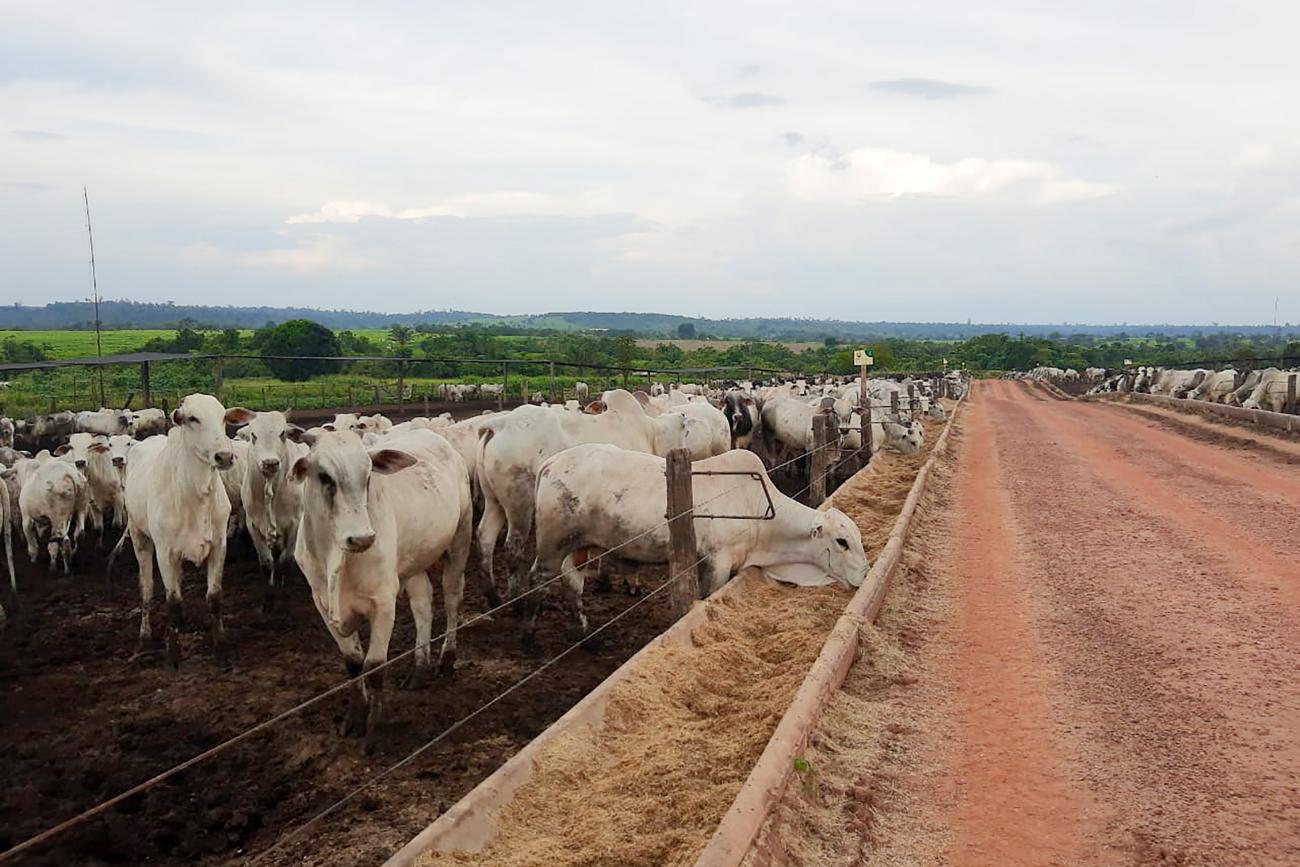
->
[{"left": 0, "top": 537, "right": 686, "bottom": 866}]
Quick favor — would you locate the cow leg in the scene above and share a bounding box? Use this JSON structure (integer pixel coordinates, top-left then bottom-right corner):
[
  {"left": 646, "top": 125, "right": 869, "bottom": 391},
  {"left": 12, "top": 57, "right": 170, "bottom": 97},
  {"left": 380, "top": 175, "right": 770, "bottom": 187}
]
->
[
  {"left": 475, "top": 491, "right": 506, "bottom": 607},
  {"left": 362, "top": 598, "right": 397, "bottom": 753},
  {"left": 502, "top": 496, "right": 535, "bottom": 615},
  {"left": 704, "top": 554, "right": 733, "bottom": 596},
  {"left": 402, "top": 571, "right": 434, "bottom": 686},
  {"left": 247, "top": 521, "right": 276, "bottom": 610},
  {"left": 306, "top": 590, "right": 367, "bottom": 737},
  {"left": 131, "top": 529, "right": 156, "bottom": 645},
  {"left": 22, "top": 518, "right": 38, "bottom": 565},
  {"left": 438, "top": 508, "right": 472, "bottom": 674},
  {"left": 156, "top": 552, "right": 185, "bottom": 669},
  {"left": 560, "top": 554, "right": 589, "bottom": 638},
  {"left": 205, "top": 536, "right": 229, "bottom": 664}
]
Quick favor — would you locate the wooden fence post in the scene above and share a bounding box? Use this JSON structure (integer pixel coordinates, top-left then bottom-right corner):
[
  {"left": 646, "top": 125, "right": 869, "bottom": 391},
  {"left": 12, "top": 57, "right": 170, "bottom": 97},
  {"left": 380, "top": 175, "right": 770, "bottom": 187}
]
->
[
  {"left": 890, "top": 391, "right": 900, "bottom": 415},
  {"left": 372, "top": 384, "right": 380, "bottom": 406},
  {"left": 549, "top": 361, "right": 557, "bottom": 403},
  {"left": 863, "top": 396, "right": 873, "bottom": 455},
  {"left": 348, "top": 383, "right": 355, "bottom": 406},
  {"left": 423, "top": 391, "right": 430, "bottom": 416},
  {"left": 665, "top": 448, "right": 700, "bottom": 616},
  {"left": 213, "top": 357, "right": 224, "bottom": 402},
  {"left": 907, "top": 383, "right": 919, "bottom": 414},
  {"left": 141, "top": 361, "right": 152, "bottom": 408},
  {"left": 1287, "top": 373, "right": 1298, "bottom": 414},
  {"left": 397, "top": 361, "right": 406, "bottom": 415},
  {"left": 809, "top": 413, "right": 834, "bottom": 506},
  {"left": 501, "top": 362, "right": 508, "bottom": 411}
]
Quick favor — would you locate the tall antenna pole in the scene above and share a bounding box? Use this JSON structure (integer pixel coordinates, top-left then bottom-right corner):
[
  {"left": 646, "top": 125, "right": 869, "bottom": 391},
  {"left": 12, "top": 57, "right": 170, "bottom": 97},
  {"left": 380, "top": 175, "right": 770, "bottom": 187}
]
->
[{"left": 83, "top": 186, "right": 106, "bottom": 406}]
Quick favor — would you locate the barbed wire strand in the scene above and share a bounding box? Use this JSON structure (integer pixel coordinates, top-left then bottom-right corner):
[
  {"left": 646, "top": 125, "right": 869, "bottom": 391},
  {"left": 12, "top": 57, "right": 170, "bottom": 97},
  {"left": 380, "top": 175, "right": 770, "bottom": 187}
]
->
[{"left": 247, "top": 552, "right": 709, "bottom": 866}]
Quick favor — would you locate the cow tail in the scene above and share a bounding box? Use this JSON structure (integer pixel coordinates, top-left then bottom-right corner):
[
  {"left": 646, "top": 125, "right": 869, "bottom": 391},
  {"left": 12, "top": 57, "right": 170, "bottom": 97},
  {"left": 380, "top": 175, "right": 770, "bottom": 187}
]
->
[{"left": 105, "top": 526, "right": 131, "bottom": 591}]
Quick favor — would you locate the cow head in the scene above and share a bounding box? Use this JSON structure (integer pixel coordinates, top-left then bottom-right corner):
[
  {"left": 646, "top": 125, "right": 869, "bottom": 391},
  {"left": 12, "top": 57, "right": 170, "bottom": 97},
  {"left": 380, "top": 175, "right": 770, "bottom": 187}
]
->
[
  {"left": 765, "top": 509, "right": 870, "bottom": 589},
  {"left": 291, "top": 431, "right": 417, "bottom": 554},
  {"left": 171, "top": 394, "right": 251, "bottom": 470},
  {"left": 236, "top": 410, "right": 303, "bottom": 478}
]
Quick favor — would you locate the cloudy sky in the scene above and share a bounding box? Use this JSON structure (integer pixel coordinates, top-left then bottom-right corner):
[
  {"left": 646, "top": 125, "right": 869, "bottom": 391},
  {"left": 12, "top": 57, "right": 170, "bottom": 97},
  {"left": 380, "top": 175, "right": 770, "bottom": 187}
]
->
[{"left": 4, "top": 1, "right": 1299, "bottom": 323}]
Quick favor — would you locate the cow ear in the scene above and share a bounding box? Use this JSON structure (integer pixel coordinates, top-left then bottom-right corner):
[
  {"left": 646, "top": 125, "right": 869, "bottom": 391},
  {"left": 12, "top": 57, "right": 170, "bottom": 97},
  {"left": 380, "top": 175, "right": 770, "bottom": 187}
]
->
[
  {"left": 584, "top": 400, "right": 606, "bottom": 415},
  {"left": 290, "top": 456, "right": 310, "bottom": 481},
  {"left": 322, "top": 423, "right": 336, "bottom": 432},
  {"left": 0, "top": 467, "right": 13, "bottom": 479},
  {"left": 285, "top": 424, "right": 305, "bottom": 442},
  {"left": 369, "top": 448, "right": 417, "bottom": 475},
  {"left": 53, "top": 444, "right": 72, "bottom": 456},
  {"left": 171, "top": 408, "right": 184, "bottom": 426},
  {"left": 89, "top": 442, "right": 110, "bottom": 454},
  {"left": 224, "top": 407, "right": 255, "bottom": 426}
]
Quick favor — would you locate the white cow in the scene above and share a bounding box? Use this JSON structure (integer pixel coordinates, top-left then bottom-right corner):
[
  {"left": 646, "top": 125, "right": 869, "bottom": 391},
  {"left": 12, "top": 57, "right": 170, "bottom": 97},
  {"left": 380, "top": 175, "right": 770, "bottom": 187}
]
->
[
  {"left": 19, "top": 458, "right": 88, "bottom": 574},
  {"left": 527, "top": 445, "right": 870, "bottom": 642},
  {"left": 130, "top": 408, "right": 168, "bottom": 438},
  {"left": 1243, "top": 369, "right": 1297, "bottom": 413},
  {"left": 74, "top": 408, "right": 134, "bottom": 437},
  {"left": 292, "top": 429, "right": 473, "bottom": 746},
  {"left": 574, "top": 382, "right": 590, "bottom": 403},
  {"left": 237, "top": 411, "right": 308, "bottom": 596},
  {"left": 58, "top": 433, "right": 121, "bottom": 536},
  {"left": 117, "top": 394, "right": 252, "bottom": 666},
  {"left": 1150, "top": 369, "right": 1208, "bottom": 398},
  {"left": 475, "top": 390, "right": 689, "bottom": 603},
  {"left": 219, "top": 439, "right": 249, "bottom": 539},
  {"left": 0, "top": 417, "right": 13, "bottom": 449},
  {"left": 0, "top": 463, "right": 14, "bottom": 625},
  {"left": 1188, "top": 369, "right": 1240, "bottom": 403},
  {"left": 668, "top": 401, "right": 731, "bottom": 460},
  {"left": 759, "top": 397, "right": 841, "bottom": 467}
]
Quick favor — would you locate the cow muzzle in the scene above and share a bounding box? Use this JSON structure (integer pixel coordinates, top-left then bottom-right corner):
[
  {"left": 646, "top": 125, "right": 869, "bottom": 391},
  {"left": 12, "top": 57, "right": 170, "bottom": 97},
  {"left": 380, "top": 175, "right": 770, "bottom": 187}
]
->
[
  {"left": 213, "top": 450, "right": 235, "bottom": 470},
  {"left": 75, "top": 460, "right": 87, "bottom": 470},
  {"left": 344, "top": 531, "right": 376, "bottom": 553},
  {"left": 259, "top": 457, "right": 280, "bottom": 477},
  {"left": 112, "top": 456, "right": 126, "bottom": 467}
]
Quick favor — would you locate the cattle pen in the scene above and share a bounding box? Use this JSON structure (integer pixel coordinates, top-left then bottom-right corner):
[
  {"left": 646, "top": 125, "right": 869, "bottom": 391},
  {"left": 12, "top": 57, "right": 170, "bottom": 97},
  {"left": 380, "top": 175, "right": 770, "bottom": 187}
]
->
[{"left": 0, "top": 372, "right": 958, "bottom": 866}]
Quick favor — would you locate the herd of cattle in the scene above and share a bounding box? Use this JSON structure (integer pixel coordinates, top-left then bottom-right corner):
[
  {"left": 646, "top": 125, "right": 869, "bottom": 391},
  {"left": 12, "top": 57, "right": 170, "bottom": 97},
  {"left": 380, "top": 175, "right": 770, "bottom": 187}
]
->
[
  {"left": 0, "top": 372, "right": 963, "bottom": 744},
  {"left": 1020, "top": 365, "right": 1300, "bottom": 413}
]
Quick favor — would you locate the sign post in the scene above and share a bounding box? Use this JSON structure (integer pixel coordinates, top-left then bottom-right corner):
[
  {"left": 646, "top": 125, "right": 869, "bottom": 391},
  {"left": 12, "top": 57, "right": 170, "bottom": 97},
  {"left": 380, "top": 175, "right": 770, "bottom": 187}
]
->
[{"left": 855, "top": 350, "right": 875, "bottom": 455}]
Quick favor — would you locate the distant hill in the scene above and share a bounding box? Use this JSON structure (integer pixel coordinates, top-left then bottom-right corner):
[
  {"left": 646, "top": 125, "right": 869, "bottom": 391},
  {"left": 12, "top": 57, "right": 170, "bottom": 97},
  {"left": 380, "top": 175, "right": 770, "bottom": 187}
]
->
[{"left": 0, "top": 300, "right": 1295, "bottom": 341}]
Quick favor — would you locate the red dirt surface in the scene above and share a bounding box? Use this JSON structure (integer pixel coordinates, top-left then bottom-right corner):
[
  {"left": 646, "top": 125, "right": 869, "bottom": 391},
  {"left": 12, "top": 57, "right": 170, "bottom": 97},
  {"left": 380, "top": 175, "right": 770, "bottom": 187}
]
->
[{"left": 928, "top": 380, "right": 1300, "bottom": 865}]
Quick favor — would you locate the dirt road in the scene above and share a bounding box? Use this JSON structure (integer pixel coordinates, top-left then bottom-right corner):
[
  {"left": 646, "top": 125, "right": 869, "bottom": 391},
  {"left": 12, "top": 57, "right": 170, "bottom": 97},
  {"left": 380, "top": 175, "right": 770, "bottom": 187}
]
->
[
  {"left": 767, "top": 379, "right": 1300, "bottom": 866},
  {"left": 929, "top": 379, "right": 1300, "bottom": 865}
]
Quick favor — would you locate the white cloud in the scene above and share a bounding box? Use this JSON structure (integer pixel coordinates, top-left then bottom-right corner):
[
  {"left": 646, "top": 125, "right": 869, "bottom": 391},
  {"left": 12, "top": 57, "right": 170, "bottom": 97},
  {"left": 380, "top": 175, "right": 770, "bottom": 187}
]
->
[
  {"left": 176, "top": 236, "right": 371, "bottom": 272},
  {"left": 286, "top": 191, "right": 623, "bottom": 224},
  {"left": 789, "top": 147, "right": 1118, "bottom": 204},
  {"left": 1231, "top": 144, "right": 1276, "bottom": 169}
]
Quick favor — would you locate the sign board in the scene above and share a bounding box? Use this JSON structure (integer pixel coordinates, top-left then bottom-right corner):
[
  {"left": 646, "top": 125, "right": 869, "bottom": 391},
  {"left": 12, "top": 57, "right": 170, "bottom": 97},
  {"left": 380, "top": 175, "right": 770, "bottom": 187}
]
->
[{"left": 853, "top": 349, "right": 875, "bottom": 367}]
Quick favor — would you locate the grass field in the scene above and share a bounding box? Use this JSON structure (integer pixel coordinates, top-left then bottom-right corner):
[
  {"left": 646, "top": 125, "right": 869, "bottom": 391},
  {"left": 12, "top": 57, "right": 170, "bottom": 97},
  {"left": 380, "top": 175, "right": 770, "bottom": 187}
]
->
[
  {"left": 0, "top": 329, "right": 176, "bottom": 358},
  {"left": 634, "top": 338, "right": 824, "bottom": 352}
]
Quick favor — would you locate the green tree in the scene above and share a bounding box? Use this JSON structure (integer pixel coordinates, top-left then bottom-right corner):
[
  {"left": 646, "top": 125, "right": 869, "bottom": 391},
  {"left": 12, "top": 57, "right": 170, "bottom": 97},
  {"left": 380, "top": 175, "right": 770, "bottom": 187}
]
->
[
  {"left": 389, "top": 324, "right": 414, "bottom": 357},
  {"left": 260, "top": 319, "right": 343, "bottom": 381},
  {"left": 676, "top": 322, "right": 697, "bottom": 339}
]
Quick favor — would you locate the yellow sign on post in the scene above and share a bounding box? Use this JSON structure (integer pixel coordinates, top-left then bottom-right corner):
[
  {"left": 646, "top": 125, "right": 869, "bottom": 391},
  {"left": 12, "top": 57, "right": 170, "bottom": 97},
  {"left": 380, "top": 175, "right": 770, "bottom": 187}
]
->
[{"left": 853, "top": 349, "right": 875, "bottom": 367}]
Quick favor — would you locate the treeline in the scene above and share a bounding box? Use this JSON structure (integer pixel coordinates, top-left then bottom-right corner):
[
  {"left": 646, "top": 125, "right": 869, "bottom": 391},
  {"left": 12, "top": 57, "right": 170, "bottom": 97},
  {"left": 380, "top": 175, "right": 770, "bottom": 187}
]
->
[
  {"left": 6, "top": 320, "right": 1299, "bottom": 378},
  {"left": 94, "top": 321, "right": 1300, "bottom": 378}
]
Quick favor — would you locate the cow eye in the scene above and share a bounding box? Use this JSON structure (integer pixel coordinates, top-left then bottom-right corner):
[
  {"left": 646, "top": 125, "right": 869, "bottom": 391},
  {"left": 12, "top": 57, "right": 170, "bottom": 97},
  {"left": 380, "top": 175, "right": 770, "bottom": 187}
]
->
[
  {"left": 189, "top": 416, "right": 200, "bottom": 426},
  {"left": 249, "top": 433, "right": 257, "bottom": 443},
  {"left": 318, "top": 471, "right": 335, "bottom": 488},
  {"left": 835, "top": 538, "right": 850, "bottom": 550}
]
